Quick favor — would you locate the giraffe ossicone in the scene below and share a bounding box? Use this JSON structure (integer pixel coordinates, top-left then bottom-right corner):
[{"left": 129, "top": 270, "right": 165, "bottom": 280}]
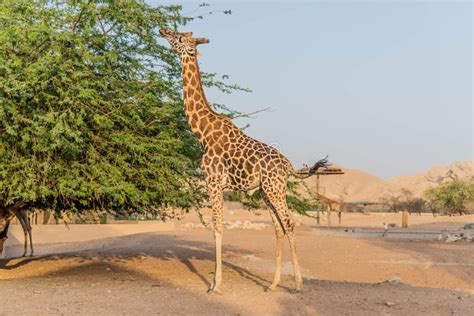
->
[{"left": 160, "top": 28, "right": 329, "bottom": 293}]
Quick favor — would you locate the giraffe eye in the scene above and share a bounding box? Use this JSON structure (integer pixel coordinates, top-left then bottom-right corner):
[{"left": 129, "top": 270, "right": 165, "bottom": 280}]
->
[{"left": 178, "top": 36, "right": 184, "bottom": 43}]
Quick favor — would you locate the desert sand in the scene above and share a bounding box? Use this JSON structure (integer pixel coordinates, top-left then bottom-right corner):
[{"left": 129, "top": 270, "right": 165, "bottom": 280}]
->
[{"left": 1, "top": 209, "right": 473, "bottom": 315}]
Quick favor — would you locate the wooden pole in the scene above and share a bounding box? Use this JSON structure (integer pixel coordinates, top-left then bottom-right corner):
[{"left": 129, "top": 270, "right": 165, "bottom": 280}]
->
[
  {"left": 402, "top": 210, "right": 409, "bottom": 228},
  {"left": 327, "top": 206, "right": 331, "bottom": 226},
  {"left": 316, "top": 174, "right": 320, "bottom": 194},
  {"left": 316, "top": 174, "right": 320, "bottom": 225}
]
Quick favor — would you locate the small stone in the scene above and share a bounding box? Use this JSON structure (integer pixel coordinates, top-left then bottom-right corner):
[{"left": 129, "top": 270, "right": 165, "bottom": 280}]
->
[
  {"left": 445, "top": 234, "right": 461, "bottom": 243},
  {"left": 385, "top": 302, "right": 396, "bottom": 307},
  {"left": 386, "top": 275, "right": 403, "bottom": 284},
  {"left": 463, "top": 223, "right": 474, "bottom": 230},
  {"left": 464, "top": 232, "right": 473, "bottom": 241}
]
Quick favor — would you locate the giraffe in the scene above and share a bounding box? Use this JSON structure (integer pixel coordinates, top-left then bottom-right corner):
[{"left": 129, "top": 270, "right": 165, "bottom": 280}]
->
[
  {"left": 315, "top": 192, "right": 341, "bottom": 225},
  {"left": 159, "top": 29, "right": 328, "bottom": 293},
  {"left": 0, "top": 207, "right": 33, "bottom": 257}
]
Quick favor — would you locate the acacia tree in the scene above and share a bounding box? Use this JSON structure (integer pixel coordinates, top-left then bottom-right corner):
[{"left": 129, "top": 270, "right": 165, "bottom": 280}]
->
[
  {"left": 0, "top": 0, "right": 241, "bottom": 216},
  {"left": 425, "top": 180, "right": 474, "bottom": 215}
]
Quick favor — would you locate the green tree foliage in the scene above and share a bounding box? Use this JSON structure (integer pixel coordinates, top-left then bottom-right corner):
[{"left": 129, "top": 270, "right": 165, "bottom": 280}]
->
[
  {"left": 226, "top": 180, "right": 323, "bottom": 216},
  {"left": 0, "top": 0, "right": 240, "bottom": 214},
  {"left": 424, "top": 180, "right": 474, "bottom": 215}
]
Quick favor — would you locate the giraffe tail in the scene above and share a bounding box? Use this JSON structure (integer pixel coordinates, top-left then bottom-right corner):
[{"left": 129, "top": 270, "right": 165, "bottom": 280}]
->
[{"left": 288, "top": 155, "right": 330, "bottom": 179}]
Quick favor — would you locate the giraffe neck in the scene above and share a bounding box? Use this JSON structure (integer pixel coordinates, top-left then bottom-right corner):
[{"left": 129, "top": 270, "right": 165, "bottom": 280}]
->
[{"left": 180, "top": 54, "right": 218, "bottom": 145}]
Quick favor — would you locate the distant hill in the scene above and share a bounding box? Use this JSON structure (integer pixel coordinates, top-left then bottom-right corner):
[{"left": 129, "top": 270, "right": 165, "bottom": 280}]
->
[{"left": 300, "top": 161, "right": 473, "bottom": 203}]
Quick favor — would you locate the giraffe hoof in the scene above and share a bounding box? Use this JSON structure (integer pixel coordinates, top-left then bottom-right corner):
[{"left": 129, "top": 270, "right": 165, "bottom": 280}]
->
[
  {"left": 290, "top": 288, "right": 301, "bottom": 294},
  {"left": 207, "top": 288, "right": 222, "bottom": 295},
  {"left": 266, "top": 285, "right": 278, "bottom": 292}
]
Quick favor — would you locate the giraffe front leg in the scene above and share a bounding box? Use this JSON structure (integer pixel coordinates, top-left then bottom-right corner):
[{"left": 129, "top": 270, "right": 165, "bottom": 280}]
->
[
  {"left": 20, "top": 209, "right": 34, "bottom": 256},
  {"left": 207, "top": 185, "right": 224, "bottom": 294},
  {"left": 16, "top": 212, "right": 29, "bottom": 257},
  {"left": 27, "top": 217, "right": 34, "bottom": 257}
]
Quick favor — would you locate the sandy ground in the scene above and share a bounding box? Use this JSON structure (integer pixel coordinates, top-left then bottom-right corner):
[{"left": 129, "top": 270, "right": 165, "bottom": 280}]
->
[{"left": 1, "top": 211, "right": 473, "bottom": 315}]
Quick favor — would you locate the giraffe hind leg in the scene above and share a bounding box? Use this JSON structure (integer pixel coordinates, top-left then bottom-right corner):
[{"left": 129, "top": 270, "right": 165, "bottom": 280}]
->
[
  {"left": 267, "top": 210, "right": 285, "bottom": 291},
  {"left": 263, "top": 191, "right": 303, "bottom": 292}
]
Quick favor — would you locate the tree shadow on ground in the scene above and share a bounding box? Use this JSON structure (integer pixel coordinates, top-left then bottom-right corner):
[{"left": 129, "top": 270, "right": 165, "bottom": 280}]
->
[
  {"left": 0, "top": 232, "right": 273, "bottom": 290},
  {"left": 2, "top": 233, "right": 472, "bottom": 315},
  {"left": 1, "top": 260, "right": 242, "bottom": 315}
]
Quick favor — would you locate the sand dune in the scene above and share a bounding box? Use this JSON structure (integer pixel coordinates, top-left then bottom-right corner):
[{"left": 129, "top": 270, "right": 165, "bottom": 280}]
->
[{"left": 301, "top": 161, "right": 473, "bottom": 203}]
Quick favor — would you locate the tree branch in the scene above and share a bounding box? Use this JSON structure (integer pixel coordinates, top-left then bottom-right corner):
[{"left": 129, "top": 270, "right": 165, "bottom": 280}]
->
[
  {"left": 231, "top": 106, "right": 271, "bottom": 119},
  {"left": 72, "top": 0, "right": 91, "bottom": 33}
]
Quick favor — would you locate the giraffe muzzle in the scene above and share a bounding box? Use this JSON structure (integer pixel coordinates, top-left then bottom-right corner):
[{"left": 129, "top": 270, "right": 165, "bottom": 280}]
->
[{"left": 194, "top": 37, "right": 210, "bottom": 45}]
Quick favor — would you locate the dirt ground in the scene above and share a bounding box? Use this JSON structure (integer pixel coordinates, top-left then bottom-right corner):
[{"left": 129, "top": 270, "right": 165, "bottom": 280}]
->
[{"left": 1, "top": 211, "right": 473, "bottom": 315}]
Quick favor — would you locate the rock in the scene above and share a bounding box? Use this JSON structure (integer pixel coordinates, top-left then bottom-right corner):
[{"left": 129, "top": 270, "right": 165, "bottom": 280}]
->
[
  {"left": 436, "top": 231, "right": 474, "bottom": 242},
  {"left": 463, "top": 223, "right": 474, "bottom": 230},
  {"left": 386, "top": 275, "right": 403, "bottom": 284},
  {"left": 388, "top": 223, "right": 397, "bottom": 228},
  {"left": 437, "top": 233, "right": 448, "bottom": 241},
  {"left": 463, "top": 232, "right": 473, "bottom": 241},
  {"left": 445, "top": 234, "right": 461, "bottom": 243},
  {"left": 385, "top": 302, "right": 396, "bottom": 307}
]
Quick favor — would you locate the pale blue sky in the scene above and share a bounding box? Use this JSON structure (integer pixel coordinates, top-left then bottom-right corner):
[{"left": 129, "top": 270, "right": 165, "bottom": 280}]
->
[{"left": 151, "top": 1, "right": 472, "bottom": 179}]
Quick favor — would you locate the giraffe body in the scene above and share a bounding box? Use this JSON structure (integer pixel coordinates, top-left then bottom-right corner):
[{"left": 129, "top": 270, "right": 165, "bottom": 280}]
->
[
  {"left": 160, "top": 29, "right": 327, "bottom": 292},
  {"left": 315, "top": 193, "right": 341, "bottom": 225}
]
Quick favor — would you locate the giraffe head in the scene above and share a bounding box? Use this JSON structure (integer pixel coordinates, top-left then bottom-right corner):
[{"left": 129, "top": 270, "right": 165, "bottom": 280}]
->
[{"left": 159, "top": 28, "right": 209, "bottom": 57}]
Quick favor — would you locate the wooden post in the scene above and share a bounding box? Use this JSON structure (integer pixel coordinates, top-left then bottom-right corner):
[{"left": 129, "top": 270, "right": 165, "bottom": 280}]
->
[
  {"left": 43, "top": 210, "right": 51, "bottom": 225},
  {"left": 316, "top": 174, "right": 320, "bottom": 194},
  {"left": 316, "top": 174, "right": 320, "bottom": 225},
  {"left": 327, "top": 206, "right": 331, "bottom": 226},
  {"left": 402, "top": 210, "right": 409, "bottom": 228}
]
